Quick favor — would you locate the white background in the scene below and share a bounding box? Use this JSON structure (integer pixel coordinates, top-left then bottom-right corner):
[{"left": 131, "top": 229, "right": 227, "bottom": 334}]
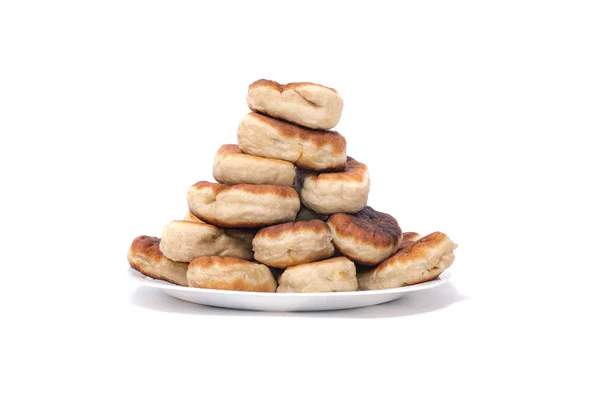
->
[{"left": 1, "top": 1, "right": 599, "bottom": 396}]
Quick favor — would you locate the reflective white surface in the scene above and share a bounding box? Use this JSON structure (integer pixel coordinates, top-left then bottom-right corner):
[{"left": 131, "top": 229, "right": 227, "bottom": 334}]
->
[{"left": 127, "top": 268, "right": 450, "bottom": 311}]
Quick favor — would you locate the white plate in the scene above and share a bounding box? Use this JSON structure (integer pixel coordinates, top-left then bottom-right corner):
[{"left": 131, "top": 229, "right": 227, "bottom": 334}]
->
[{"left": 128, "top": 268, "right": 450, "bottom": 312}]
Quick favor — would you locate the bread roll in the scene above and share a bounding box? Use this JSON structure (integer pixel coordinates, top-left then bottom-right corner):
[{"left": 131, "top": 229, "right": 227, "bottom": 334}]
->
[
  {"left": 277, "top": 257, "right": 358, "bottom": 293},
  {"left": 213, "top": 144, "right": 295, "bottom": 186},
  {"left": 252, "top": 220, "right": 335, "bottom": 268},
  {"left": 328, "top": 206, "right": 402, "bottom": 265},
  {"left": 357, "top": 232, "right": 457, "bottom": 290},
  {"left": 187, "top": 256, "right": 277, "bottom": 292},
  {"left": 237, "top": 112, "right": 346, "bottom": 171},
  {"left": 298, "top": 157, "right": 369, "bottom": 214},
  {"left": 159, "top": 220, "right": 254, "bottom": 262},
  {"left": 128, "top": 235, "right": 188, "bottom": 286},
  {"left": 187, "top": 181, "right": 300, "bottom": 228},
  {"left": 247, "top": 79, "right": 343, "bottom": 130}
]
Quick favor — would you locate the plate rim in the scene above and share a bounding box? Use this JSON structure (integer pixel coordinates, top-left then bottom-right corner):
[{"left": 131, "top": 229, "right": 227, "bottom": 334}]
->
[{"left": 127, "top": 267, "right": 450, "bottom": 297}]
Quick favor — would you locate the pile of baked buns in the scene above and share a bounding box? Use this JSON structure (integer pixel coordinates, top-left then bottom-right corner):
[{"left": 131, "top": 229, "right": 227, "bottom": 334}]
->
[{"left": 128, "top": 79, "right": 457, "bottom": 293}]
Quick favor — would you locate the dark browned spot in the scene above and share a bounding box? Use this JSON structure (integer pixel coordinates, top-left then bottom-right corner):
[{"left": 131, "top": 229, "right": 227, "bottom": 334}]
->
[
  {"left": 352, "top": 207, "right": 401, "bottom": 238},
  {"left": 328, "top": 206, "right": 402, "bottom": 249}
]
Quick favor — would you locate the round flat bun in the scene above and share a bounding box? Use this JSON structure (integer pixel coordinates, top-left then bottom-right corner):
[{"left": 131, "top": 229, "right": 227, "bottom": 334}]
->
[
  {"left": 299, "top": 157, "right": 370, "bottom": 214},
  {"left": 128, "top": 235, "right": 188, "bottom": 286},
  {"left": 295, "top": 205, "right": 329, "bottom": 222},
  {"left": 187, "top": 181, "right": 300, "bottom": 228},
  {"left": 252, "top": 220, "right": 335, "bottom": 268},
  {"left": 213, "top": 144, "right": 295, "bottom": 186},
  {"left": 187, "top": 256, "right": 277, "bottom": 292},
  {"left": 277, "top": 257, "right": 358, "bottom": 293},
  {"left": 247, "top": 79, "right": 343, "bottom": 130},
  {"left": 328, "top": 206, "right": 402, "bottom": 265},
  {"left": 237, "top": 112, "right": 346, "bottom": 171},
  {"left": 357, "top": 232, "right": 457, "bottom": 290},
  {"left": 159, "top": 220, "right": 254, "bottom": 262}
]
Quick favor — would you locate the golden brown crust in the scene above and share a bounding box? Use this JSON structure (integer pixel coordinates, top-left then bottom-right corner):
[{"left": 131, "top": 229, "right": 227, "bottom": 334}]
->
[
  {"left": 357, "top": 232, "right": 456, "bottom": 290},
  {"left": 375, "top": 232, "right": 450, "bottom": 275},
  {"left": 234, "top": 183, "right": 298, "bottom": 199},
  {"left": 249, "top": 79, "right": 338, "bottom": 94},
  {"left": 304, "top": 157, "right": 368, "bottom": 183},
  {"left": 216, "top": 144, "right": 243, "bottom": 156},
  {"left": 213, "top": 143, "right": 296, "bottom": 186},
  {"left": 276, "top": 256, "right": 357, "bottom": 293},
  {"left": 188, "top": 210, "right": 285, "bottom": 229},
  {"left": 252, "top": 220, "right": 335, "bottom": 268},
  {"left": 296, "top": 156, "right": 370, "bottom": 214},
  {"left": 402, "top": 232, "right": 422, "bottom": 242},
  {"left": 187, "top": 256, "right": 276, "bottom": 292},
  {"left": 254, "top": 219, "right": 330, "bottom": 239},
  {"left": 247, "top": 78, "right": 343, "bottom": 130},
  {"left": 188, "top": 181, "right": 300, "bottom": 228},
  {"left": 191, "top": 181, "right": 298, "bottom": 200},
  {"left": 190, "top": 181, "right": 230, "bottom": 195},
  {"left": 159, "top": 220, "right": 255, "bottom": 262},
  {"left": 237, "top": 112, "right": 347, "bottom": 171},
  {"left": 398, "top": 241, "right": 416, "bottom": 250},
  {"left": 129, "top": 235, "right": 163, "bottom": 263},
  {"left": 248, "top": 112, "right": 342, "bottom": 143},
  {"left": 128, "top": 235, "right": 188, "bottom": 286},
  {"left": 398, "top": 232, "right": 422, "bottom": 249},
  {"left": 247, "top": 113, "right": 346, "bottom": 169}
]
